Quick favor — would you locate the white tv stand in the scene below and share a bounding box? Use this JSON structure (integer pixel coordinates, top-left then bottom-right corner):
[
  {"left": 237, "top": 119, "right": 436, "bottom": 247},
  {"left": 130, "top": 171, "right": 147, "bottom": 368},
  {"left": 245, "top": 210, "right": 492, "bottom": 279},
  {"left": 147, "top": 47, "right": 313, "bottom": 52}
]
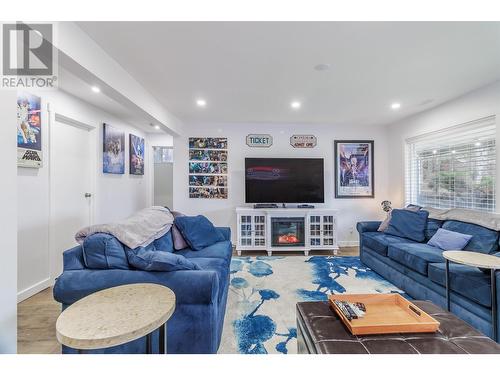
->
[{"left": 235, "top": 207, "right": 339, "bottom": 256}]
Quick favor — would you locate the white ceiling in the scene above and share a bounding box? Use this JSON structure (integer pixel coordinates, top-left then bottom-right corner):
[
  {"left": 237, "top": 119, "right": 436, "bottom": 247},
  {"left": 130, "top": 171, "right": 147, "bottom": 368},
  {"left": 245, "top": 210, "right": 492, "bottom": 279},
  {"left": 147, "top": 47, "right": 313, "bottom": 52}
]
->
[
  {"left": 58, "top": 66, "right": 163, "bottom": 133},
  {"left": 75, "top": 21, "right": 500, "bottom": 126}
]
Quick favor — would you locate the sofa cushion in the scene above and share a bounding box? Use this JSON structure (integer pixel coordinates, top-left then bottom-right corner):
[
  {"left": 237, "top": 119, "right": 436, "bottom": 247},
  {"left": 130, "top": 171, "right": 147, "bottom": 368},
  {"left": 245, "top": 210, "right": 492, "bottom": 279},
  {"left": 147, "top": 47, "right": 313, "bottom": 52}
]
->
[
  {"left": 384, "top": 209, "right": 429, "bottom": 242},
  {"left": 127, "top": 247, "right": 201, "bottom": 272},
  {"left": 428, "top": 263, "right": 492, "bottom": 308},
  {"left": 425, "top": 219, "right": 443, "bottom": 241},
  {"left": 153, "top": 231, "right": 175, "bottom": 253},
  {"left": 176, "top": 240, "right": 232, "bottom": 262},
  {"left": 387, "top": 243, "right": 444, "bottom": 275},
  {"left": 82, "top": 233, "right": 129, "bottom": 270},
  {"left": 442, "top": 220, "right": 499, "bottom": 254},
  {"left": 427, "top": 228, "right": 473, "bottom": 251},
  {"left": 174, "top": 215, "right": 225, "bottom": 251},
  {"left": 362, "top": 232, "right": 416, "bottom": 257}
]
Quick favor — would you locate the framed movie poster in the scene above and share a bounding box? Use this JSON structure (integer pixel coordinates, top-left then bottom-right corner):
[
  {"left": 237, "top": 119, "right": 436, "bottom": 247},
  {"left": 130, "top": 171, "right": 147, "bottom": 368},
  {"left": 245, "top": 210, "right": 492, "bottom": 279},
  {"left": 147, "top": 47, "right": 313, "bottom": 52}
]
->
[
  {"left": 17, "top": 92, "right": 42, "bottom": 168},
  {"left": 334, "top": 140, "right": 374, "bottom": 198},
  {"left": 129, "top": 134, "right": 145, "bottom": 175},
  {"left": 188, "top": 137, "right": 228, "bottom": 199},
  {"left": 103, "top": 123, "right": 125, "bottom": 174}
]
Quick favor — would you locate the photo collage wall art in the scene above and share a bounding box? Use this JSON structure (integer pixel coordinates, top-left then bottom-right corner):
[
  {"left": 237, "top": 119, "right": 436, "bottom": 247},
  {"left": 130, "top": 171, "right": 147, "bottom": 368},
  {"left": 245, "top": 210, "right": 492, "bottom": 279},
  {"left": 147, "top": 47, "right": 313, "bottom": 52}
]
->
[
  {"left": 103, "top": 123, "right": 145, "bottom": 176},
  {"left": 189, "top": 137, "right": 228, "bottom": 199}
]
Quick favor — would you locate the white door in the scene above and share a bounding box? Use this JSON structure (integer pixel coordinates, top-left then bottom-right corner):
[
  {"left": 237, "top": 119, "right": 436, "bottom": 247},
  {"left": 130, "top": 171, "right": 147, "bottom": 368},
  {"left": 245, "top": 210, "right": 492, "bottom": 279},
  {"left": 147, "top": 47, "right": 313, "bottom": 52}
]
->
[{"left": 50, "top": 118, "right": 93, "bottom": 279}]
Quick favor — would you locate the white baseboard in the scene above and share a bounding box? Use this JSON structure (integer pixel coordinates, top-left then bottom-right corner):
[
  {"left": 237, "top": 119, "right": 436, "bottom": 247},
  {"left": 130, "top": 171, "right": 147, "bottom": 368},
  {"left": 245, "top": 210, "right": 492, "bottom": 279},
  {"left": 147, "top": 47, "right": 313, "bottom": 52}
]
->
[
  {"left": 338, "top": 241, "right": 359, "bottom": 247},
  {"left": 17, "top": 277, "right": 52, "bottom": 303}
]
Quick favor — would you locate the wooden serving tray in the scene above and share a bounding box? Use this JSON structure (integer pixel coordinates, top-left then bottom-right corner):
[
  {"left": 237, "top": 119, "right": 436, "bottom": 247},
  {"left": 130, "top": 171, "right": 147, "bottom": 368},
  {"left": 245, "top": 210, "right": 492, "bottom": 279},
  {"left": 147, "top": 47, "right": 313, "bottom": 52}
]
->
[{"left": 328, "top": 294, "right": 440, "bottom": 335}]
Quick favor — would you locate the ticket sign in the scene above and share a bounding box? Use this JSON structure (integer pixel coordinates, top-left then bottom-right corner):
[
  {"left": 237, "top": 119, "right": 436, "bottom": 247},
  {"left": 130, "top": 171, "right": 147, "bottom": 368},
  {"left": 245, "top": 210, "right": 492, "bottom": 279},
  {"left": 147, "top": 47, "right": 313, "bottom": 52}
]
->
[
  {"left": 290, "top": 135, "right": 317, "bottom": 148},
  {"left": 246, "top": 134, "right": 273, "bottom": 148}
]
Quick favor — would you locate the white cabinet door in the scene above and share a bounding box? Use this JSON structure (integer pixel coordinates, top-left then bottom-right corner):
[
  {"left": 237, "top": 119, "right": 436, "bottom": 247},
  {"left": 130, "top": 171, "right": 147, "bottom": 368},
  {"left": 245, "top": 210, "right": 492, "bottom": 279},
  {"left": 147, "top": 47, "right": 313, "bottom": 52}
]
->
[
  {"left": 239, "top": 215, "right": 253, "bottom": 247},
  {"left": 309, "top": 214, "right": 337, "bottom": 248},
  {"left": 253, "top": 215, "right": 266, "bottom": 247},
  {"left": 321, "top": 215, "right": 335, "bottom": 246},
  {"left": 238, "top": 214, "right": 266, "bottom": 248},
  {"left": 309, "top": 215, "right": 322, "bottom": 247}
]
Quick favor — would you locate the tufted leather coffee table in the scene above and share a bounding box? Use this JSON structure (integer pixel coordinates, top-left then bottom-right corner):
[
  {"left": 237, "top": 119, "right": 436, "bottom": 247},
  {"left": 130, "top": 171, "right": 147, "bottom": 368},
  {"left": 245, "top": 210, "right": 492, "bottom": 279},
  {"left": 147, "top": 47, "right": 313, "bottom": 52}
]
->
[{"left": 297, "top": 300, "right": 500, "bottom": 354}]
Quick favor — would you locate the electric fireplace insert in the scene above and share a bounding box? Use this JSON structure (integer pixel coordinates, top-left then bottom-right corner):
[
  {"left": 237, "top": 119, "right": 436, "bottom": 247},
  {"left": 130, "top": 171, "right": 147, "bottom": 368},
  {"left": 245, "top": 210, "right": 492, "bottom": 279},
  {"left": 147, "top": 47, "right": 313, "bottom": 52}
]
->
[{"left": 271, "top": 217, "right": 305, "bottom": 247}]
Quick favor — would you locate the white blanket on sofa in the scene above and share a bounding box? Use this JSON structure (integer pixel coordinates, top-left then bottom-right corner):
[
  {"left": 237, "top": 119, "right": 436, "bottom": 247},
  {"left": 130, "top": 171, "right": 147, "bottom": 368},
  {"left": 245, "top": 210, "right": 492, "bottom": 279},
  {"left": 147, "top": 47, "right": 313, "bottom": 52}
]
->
[
  {"left": 75, "top": 206, "right": 174, "bottom": 249},
  {"left": 424, "top": 207, "right": 500, "bottom": 231}
]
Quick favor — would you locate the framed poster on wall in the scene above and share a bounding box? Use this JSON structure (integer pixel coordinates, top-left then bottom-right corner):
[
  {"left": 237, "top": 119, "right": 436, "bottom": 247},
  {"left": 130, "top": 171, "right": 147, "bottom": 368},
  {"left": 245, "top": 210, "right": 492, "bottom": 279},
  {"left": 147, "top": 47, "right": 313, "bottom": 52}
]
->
[
  {"left": 129, "top": 134, "right": 145, "bottom": 175},
  {"left": 334, "top": 140, "right": 374, "bottom": 198},
  {"left": 103, "top": 123, "right": 125, "bottom": 174},
  {"left": 17, "top": 92, "right": 42, "bottom": 168},
  {"left": 188, "top": 137, "right": 228, "bottom": 199}
]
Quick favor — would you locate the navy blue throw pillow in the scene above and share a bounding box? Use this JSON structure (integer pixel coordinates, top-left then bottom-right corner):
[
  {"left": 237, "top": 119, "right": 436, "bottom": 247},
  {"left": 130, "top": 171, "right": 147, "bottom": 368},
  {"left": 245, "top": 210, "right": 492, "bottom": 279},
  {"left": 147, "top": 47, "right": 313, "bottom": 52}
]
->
[
  {"left": 127, "top": 247, "right": 201, "bottom": 272},
  {"left": 174, "top": 215, "right": 225, "bottom": 251},
  {"left": 384, "top": 209, "right": 429, "bottom": 242}
]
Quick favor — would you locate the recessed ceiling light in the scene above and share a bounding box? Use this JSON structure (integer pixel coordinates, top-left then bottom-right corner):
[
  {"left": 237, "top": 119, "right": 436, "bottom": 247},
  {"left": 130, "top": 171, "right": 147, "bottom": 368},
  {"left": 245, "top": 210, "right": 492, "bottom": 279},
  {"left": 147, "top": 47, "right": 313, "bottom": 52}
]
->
[
  {"left": 91, "top": 86, "right": 100, "bottom": 93},
  {"left": 452, "top": 150, "right": 456, "bottom": 154},
  {"left": 154, "top": 125, "right": 160, "bottom": 130},
  {"left": 391, "top": 102, "right": 401, "bottom": 110},
  {"left": 475, "top": 141, "right": 482, "bottom": 146},
  {"left": 196, "top": 99, "right": 207, "bottom": 107},
  {"left": 314, "top": 63, "right": 331, "bottom": 71},
  {"left": 432, "top": 150, "right": 437, "bottom": 154},
  {"left": 291, "top": 101, "right": 301, "bottom": 109}
]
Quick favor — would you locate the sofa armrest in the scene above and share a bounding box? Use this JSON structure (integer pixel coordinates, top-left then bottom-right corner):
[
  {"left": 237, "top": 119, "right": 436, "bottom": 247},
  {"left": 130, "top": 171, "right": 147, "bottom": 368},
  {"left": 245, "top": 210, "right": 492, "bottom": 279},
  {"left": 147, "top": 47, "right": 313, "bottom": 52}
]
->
[
  {"left": 53, "top": 268, "right": 219, "bottom": 306},
  {"left": 216, "top": 227, "right": 231, "bottom": 241},
  {"left": 356, "top": 221, "right": 382, "bottom": 234},
  {"left": 62, "top": 245, "right": 86, "bottom": 271}
]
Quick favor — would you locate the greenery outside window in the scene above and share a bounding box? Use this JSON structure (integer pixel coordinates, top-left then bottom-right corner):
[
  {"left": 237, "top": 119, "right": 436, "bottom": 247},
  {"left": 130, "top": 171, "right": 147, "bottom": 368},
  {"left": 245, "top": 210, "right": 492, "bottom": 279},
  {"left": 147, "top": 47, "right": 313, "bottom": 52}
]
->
[{"left": 405, "top": 116, "right": 496, "bottom": 212}]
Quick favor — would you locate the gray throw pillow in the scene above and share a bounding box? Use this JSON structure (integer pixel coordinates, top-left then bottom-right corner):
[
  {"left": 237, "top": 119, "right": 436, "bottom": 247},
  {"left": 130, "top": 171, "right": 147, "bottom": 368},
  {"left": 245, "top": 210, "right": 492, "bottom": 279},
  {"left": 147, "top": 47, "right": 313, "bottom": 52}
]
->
[
  {"left": 171, "top": 211, "right": 189, "bottom": 250},
  {"left": 378, "top": 212, "right": 392, "bottom": 232}
]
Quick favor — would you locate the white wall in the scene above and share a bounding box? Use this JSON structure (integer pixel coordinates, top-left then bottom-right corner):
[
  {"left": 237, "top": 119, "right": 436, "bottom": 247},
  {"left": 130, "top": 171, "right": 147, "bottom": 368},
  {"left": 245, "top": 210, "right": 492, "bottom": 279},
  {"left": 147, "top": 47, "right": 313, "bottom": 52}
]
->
[
  {"left": 0, "top": 91, "right": 18, "bottom": 353},
  {"left": 387, "top": 80, "right": 500, "bottom": 209},
  {"left": 173, "top": 122, "right": 390, "bottom": 246},
  {"left": 18, "top": 89, "right": 155, "bottom": 301}
]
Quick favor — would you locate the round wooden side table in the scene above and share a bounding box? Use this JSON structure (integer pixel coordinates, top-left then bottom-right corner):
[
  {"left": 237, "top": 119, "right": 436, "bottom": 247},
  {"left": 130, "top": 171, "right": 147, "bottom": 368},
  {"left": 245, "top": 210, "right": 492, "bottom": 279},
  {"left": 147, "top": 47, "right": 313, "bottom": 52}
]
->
[
  {"left": 56, "top": 283, "right": 176, "bottom": 354},
  {"left": 443, "top": 250, "right": 500, "bottom": 341}
]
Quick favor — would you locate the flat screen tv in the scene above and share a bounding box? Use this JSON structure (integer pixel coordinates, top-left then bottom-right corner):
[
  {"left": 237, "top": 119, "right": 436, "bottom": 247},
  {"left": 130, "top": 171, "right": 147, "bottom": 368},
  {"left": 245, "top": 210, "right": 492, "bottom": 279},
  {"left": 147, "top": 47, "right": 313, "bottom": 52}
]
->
[{"left": 245, "top": 158, "right": 324, "bottom": 203}]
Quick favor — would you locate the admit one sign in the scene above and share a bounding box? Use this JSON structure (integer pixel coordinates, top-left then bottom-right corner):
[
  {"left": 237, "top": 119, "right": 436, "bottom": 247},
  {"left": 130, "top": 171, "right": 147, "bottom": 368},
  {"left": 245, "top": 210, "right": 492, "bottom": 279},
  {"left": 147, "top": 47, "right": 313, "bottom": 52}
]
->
[
  {"left": 290, "top": 134, "right": 317, "bottom": 148},
  {"left": 246, "top": 134, "right": 273, "bottom": 148}
]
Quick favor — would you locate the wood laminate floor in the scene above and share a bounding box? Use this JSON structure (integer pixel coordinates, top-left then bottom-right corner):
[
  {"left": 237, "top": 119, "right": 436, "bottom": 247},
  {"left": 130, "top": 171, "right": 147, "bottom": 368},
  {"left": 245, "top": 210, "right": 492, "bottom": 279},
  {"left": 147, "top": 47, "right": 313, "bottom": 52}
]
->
[
  {"left": 17, "top": 247, "right": 359, "bottom": 354},
  {"left": 17, "top": 287, "right": 61, "bottom": 354}
]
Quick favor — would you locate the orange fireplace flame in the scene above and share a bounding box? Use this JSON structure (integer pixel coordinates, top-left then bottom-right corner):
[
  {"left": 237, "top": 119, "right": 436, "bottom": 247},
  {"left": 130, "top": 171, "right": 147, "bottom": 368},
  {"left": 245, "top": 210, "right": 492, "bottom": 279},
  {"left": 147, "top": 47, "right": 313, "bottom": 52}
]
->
[{"left": 278, "top": 234, "right": 300, "bottom": 244}]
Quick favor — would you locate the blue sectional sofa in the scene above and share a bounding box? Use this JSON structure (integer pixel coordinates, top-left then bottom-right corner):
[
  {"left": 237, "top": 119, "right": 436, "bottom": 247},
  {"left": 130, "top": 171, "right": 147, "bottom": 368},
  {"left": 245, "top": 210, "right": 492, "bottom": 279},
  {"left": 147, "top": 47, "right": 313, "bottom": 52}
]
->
[
  {"left": 358, "top": 218, "right": 500, "bottom": 341},
  {"left": 53, "top": 227, "right": 232, "bottom": 354}
]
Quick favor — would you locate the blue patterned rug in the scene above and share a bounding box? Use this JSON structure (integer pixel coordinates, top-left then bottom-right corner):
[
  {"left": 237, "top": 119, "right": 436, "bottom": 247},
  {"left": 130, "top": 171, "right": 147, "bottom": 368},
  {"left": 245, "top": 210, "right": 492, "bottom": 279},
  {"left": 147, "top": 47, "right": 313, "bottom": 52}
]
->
[{"left": 218, "top": 256, "right": 403, "bottom": 354}]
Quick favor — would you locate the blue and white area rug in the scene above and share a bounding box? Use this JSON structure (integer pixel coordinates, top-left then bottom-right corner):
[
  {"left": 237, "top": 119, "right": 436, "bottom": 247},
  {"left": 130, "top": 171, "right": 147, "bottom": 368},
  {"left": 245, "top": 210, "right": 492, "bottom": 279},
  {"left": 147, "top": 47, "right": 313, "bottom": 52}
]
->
[{"left": 218, "top": 256, "right": 402, "bottom": 354}]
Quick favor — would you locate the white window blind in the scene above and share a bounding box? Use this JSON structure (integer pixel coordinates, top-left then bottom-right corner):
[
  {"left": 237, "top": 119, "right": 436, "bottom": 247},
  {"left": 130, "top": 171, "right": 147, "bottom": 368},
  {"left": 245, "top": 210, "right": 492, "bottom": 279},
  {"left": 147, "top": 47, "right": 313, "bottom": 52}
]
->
[{"left": 405, "top": 116, "right": 496, "bottom": 212}]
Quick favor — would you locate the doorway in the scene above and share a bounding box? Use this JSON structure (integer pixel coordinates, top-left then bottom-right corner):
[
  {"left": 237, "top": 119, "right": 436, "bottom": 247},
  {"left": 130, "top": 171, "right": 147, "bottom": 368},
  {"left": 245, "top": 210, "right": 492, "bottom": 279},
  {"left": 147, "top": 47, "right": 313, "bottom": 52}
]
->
[
  {"left": 49, "top": 114, "right": 95, "bottom": 280},
  {"left": 153, "top": 146, "right": 174, "bottom": 208}
]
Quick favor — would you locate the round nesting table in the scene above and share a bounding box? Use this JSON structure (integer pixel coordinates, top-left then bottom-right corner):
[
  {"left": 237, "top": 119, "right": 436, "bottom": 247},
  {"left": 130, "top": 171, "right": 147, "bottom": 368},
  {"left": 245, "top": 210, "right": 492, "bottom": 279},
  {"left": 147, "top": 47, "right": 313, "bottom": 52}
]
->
[
  {"left": 443, "top": 250, "right": 500, "bottom": 341},
  {"left": 56, "top": 283, "right": 175, "bottom": 354}
]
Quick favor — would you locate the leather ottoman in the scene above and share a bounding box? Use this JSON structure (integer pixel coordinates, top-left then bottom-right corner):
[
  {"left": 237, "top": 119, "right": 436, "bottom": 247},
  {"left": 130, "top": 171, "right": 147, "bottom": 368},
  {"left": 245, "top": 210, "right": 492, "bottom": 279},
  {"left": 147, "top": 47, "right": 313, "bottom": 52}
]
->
[{"left": 296, "top": 300, "right": 500, "bottom": 354}]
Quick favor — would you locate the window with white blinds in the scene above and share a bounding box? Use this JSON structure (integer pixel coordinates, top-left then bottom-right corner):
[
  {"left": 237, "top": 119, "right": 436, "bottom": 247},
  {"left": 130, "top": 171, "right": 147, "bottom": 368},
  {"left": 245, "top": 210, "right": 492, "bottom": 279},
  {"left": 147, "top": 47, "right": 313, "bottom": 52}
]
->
[{"left": 405, "top": 116, "right": 496, "bottom": 212}]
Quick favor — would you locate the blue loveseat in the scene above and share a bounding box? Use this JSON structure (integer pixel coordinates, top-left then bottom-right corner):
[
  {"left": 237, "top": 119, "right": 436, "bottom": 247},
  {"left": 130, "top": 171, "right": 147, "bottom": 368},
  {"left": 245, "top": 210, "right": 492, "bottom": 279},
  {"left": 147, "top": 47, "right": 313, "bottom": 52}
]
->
[
  {"left": 53, "top": 227, "right": 232, "bottom": 354},
  {"left": 358, "top": 217, "right": 500, "bottom": 341}
]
